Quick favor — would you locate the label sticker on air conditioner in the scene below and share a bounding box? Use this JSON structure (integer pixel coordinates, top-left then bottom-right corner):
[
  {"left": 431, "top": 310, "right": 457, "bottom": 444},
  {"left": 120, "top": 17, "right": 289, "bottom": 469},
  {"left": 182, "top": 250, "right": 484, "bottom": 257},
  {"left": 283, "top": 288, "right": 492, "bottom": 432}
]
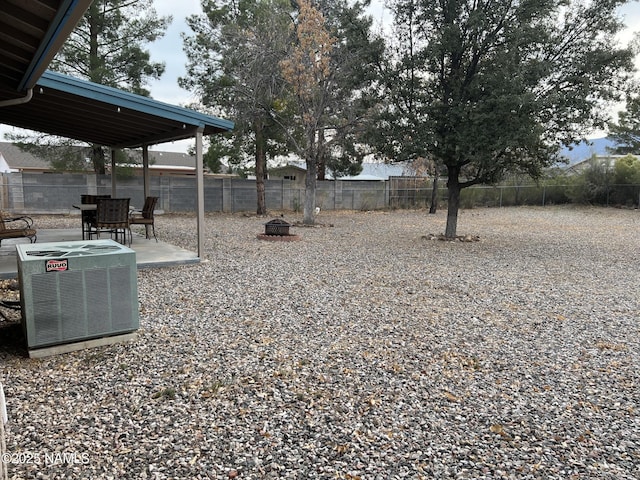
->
[{"left": 45, "top": 259, "right": 68, "bottom": 272}]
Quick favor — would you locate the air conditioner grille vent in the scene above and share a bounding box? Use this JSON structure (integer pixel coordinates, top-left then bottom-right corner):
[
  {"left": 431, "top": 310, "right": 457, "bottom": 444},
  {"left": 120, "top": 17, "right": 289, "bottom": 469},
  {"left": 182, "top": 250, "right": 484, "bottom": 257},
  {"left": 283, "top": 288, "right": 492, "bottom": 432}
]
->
[{"left": 17, "top": 240, "right": 139, "bottom": 349}]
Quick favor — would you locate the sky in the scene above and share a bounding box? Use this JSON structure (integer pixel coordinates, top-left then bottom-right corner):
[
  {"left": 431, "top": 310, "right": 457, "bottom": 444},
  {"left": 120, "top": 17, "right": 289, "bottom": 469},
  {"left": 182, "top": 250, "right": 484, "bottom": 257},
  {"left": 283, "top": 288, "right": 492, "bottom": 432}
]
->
[
  {"left": 145, "top": 0, "right": 640, "bottom": 152},
  {"left": 1, "top": 1, "right": 638, "bottom": 153}
]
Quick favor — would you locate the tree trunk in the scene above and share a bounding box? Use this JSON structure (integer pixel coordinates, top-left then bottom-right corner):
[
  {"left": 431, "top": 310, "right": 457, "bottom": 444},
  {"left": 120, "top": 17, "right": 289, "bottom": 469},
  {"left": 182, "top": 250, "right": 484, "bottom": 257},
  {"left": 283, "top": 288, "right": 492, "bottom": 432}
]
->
[
  {"left": 303, "top": 159, "right": 317, "bottom": 224},
  {"left": 303, "top": 127, "right": 318, "bottom": 224},
  {"left": 429, "top": 171, "right": 439, "bottom": 214},
  {"left": 88, "top": 4, "right": 100, "bottom": 83},
  {"left": 445, "top": 168, "right": 461, "bottom": 238},
  {"left": 317, "top": 128, "right": 326, "bottom": 181},
  {"left": 88, "top": 6, "right": 106, "bottom": 176},
  {"left": 91, "top": 145, "right": 106, "bottom": 175},
  {"left": 317, "top": 157, "right": 326, "bottom": 181},
  {"left": 255, "top": 123, "right": 267, "bottom": 215}
]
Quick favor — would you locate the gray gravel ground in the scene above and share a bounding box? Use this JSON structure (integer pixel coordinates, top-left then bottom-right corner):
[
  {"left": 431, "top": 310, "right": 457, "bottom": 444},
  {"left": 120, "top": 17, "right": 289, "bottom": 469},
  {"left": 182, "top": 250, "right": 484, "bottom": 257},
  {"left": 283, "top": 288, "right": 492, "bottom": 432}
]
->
[{"left": 0, "top": 206, "right": 639, "bottom": 479}]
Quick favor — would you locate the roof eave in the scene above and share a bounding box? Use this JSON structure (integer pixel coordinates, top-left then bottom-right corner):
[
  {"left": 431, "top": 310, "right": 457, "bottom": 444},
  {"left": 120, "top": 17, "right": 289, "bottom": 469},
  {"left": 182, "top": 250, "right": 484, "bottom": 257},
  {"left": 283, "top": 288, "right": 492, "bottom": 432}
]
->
[
  {"left": 18, "top": 0, "right": 94, "bottom": 91},
  {"left": 38, "top": 71, "right": 235, "bottom": 136}
]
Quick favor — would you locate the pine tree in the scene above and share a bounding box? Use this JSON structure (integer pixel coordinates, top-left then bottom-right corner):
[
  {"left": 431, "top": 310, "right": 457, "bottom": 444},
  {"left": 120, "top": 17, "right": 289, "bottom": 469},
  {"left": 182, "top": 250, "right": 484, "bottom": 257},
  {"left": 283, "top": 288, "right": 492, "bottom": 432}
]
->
[
  {"left": 7, "top": 0, "right": 171, "bottom": 174},
  {"left": 181, "top": 0, "right": 293, "bottom": 215},
  {"left": 377, "top": 0, "right": 635, "bottom": 237}
]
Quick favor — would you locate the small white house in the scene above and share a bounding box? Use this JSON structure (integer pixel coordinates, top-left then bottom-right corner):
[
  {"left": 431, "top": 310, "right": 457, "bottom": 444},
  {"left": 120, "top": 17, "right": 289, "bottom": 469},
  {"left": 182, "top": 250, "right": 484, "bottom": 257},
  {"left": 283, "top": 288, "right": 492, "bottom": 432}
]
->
[{"left": 0, "top": 152, "right": 12, "bottom": 173}]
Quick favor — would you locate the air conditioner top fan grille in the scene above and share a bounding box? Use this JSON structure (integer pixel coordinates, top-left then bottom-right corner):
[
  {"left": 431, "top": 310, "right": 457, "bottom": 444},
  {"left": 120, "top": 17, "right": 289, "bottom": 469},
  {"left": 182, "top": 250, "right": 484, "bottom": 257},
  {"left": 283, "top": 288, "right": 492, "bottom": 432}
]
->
[
  {"left": 25, "top": 243, "right": 123, "bottom": 257},
  {"left": 20, "top": 241, "right": 129, "bottom": 259}
]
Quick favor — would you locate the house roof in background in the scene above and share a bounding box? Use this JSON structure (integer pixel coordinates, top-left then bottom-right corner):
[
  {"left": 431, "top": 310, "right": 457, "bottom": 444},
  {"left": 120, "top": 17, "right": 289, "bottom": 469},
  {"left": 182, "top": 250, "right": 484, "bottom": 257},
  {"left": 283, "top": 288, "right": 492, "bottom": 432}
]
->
[
  {"left": 342, "top": 163, "right": 408, "bottom": 180},
  {"left": 286, "top": 161, "right": 409, "bottom": 180},
  {"left": 146, "top": 151, "right": 195, "bottom": 168},
  {"left": 0, "top": 141, "right": 200, "bottom": 171},
  {"left": 0, "top": 141, "right": 48, "bottom": 170}
]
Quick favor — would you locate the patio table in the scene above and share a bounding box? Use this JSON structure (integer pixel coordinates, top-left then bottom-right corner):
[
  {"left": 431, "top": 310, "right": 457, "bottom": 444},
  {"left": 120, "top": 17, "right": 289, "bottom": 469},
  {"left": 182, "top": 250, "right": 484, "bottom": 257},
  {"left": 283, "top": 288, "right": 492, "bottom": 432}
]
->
[
  {"left": 72, "top": 203, "right": 136, "bottom": 241},
  {"left": 73, "top": 204, "right": 96, "bottom": 240}
]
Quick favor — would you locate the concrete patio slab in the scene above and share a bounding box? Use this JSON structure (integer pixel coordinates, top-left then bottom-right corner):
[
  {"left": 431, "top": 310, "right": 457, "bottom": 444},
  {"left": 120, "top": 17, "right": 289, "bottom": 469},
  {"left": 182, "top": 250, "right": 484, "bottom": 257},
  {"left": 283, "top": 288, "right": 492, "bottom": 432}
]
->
[{"left": 0, "top": 229, "right": 199, "bottom": 279}]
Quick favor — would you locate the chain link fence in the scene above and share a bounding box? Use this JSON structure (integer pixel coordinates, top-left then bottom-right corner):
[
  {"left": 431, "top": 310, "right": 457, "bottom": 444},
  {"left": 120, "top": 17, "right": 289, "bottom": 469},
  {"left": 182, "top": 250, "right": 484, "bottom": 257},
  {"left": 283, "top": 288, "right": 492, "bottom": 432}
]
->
[{"left": 389, "top": 177, "right": 640, "bottom": 209}]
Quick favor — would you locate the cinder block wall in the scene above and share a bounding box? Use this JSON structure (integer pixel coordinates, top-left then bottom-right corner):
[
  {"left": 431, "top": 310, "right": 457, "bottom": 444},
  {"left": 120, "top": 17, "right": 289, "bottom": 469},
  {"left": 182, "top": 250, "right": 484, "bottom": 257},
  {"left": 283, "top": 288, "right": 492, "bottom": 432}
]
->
[{"left": 1, "top": 173, "right": 389, "bottom": 214}]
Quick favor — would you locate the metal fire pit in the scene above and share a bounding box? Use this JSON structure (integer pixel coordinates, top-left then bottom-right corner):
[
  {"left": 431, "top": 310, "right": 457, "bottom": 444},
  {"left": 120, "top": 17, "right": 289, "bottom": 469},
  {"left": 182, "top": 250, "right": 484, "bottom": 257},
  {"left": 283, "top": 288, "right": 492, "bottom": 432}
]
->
[{"left": 264, "top": 219, "right": 291, "bottom": 236}]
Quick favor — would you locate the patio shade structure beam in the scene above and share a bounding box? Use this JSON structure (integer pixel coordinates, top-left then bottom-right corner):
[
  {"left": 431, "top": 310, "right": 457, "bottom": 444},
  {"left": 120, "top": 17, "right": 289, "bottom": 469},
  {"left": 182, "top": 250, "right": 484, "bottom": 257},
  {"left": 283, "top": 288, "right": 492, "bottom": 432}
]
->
[{"left": 196, "top": 128, "right": 205, "bottom": 257}]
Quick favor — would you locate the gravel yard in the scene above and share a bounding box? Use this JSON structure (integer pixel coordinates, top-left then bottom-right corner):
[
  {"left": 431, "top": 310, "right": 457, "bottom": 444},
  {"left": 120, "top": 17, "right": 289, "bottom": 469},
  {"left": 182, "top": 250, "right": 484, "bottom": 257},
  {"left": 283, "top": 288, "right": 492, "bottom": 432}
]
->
[{"left": 0, "top": 206, "right": 639, "bottom": 479}]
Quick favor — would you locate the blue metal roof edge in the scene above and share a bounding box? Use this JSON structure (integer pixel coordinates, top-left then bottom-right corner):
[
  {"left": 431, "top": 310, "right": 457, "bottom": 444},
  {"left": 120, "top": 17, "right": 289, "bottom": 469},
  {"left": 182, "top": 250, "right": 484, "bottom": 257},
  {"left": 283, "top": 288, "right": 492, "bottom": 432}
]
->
[{"left": 38, "top": 70, "right": 234, "bottom": 131}]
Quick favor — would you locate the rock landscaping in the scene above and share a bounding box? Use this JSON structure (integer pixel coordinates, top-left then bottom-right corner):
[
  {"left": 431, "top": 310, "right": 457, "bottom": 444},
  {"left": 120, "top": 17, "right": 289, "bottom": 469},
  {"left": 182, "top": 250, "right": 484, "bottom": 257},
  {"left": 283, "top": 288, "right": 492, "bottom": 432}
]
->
[{"left": 0, "top": 206, "right": 638, "bottom": 479}]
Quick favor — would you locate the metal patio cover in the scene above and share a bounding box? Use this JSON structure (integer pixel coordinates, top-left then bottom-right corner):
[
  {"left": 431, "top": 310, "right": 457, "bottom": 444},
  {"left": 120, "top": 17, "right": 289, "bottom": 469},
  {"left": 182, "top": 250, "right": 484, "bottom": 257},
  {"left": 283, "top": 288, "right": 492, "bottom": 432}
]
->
[
  {"left": 0, "top": 0, "right": 233, "bottom": 259},
  {"left": 0, "top": 0, "right": 233, "bottom": 148},
  {"left": 1, "top": 71, "right": 234, "bottom": 148}
]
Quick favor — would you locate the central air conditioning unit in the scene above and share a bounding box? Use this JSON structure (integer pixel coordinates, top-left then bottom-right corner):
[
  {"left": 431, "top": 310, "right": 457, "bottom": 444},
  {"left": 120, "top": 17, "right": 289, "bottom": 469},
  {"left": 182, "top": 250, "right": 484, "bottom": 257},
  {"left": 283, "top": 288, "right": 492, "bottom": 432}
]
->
[{"left": 16, "top": 239, "right": 139, "bottom": 354}]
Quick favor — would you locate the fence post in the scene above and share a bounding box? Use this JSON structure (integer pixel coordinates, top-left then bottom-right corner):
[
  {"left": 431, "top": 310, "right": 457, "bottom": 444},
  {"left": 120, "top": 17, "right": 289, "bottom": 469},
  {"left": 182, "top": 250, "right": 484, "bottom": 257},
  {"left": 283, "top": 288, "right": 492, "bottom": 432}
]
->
[
  {"left": 542, "top": 185, "right": 546, "bottom": 207},
  {"left": 222, "top": 178, "right": 232, "bottom": 213},
  {"left": 0, "top": 175, "right": 6, "bottom": 211},
  {"left": 8, "top": 172, "right": 24, "bottom": 212},
  {"left": 385, "top": 179, "right": 389, "bottom": 208},
  {"left": 335, "top": 180, "right": 343, "bottom": 210}
]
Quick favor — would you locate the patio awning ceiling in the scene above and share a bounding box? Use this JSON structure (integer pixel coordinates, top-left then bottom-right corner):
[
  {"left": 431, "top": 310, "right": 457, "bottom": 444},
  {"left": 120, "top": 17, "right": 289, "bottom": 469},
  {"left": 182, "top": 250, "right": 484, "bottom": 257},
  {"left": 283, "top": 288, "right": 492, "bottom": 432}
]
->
[
  {"left": 1, "top": 71, "right": 234, "bottom": 148},
  {"left": 0, "top": 0, "right": 93, "bottom": 94},
  {"left": 0, "top": 1, "right": 233, "bottom": 149}
]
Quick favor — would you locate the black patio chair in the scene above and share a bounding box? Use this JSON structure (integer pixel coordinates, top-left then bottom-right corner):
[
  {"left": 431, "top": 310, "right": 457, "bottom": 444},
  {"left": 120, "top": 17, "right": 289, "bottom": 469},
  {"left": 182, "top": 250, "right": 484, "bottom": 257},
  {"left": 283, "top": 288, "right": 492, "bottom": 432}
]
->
[
  {"left": 81, "top": 194, "right": 110, "bottom": 240},
  {"left": 92, "top": 197, "right": 130, "bottom": 245},
  {"left": 129, "top": 196, "right": 158, "bottom": 242}
]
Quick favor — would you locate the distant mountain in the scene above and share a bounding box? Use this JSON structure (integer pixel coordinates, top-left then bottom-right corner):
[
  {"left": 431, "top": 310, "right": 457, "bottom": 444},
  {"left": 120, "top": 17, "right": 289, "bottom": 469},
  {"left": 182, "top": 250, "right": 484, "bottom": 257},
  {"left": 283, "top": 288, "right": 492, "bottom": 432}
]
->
[{"left": 559, "top": 137, "right": 619, "bottom": 165}]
